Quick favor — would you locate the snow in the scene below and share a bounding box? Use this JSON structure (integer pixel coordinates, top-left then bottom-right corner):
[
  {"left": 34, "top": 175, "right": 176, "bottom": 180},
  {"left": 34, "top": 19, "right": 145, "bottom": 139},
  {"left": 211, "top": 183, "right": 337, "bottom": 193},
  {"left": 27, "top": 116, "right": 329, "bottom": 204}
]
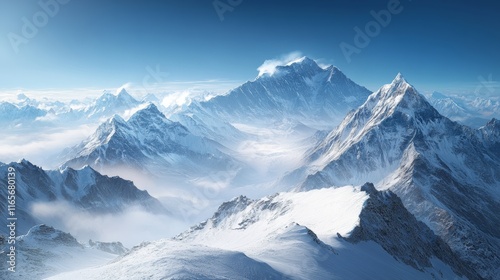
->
[
  {"left": 51, "top": 186, "right": 466, "bottom": 279},
  {"left": 0, "top": 225, "right": 118, "bottom": 280},
  {"left": 1, "top": 60, "right": 498, "bottom": 279},
  {"left": 182, "top": 186, "right": 368, "bottom": 248},
  {"left": 47, "top": 240, "right": 285, "bottom": 280}
]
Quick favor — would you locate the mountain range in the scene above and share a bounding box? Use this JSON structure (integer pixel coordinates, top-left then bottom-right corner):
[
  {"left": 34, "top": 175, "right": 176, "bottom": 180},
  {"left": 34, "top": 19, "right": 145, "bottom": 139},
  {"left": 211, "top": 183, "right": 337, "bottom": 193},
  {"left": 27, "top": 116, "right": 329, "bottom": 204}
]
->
[
  {"left": 1, "top": 57, "right": 499, "bottom": 279},
  {"left": 426, "top": 91, "right": 500, "bottom": 128},
  {"left": 60, "top": 103, "right": 239, "bottom": 184},
  {"left": 0, "top": 160, "right": 166, "bottom": 236},
  {"left": 292, "top": 73, "right": 500, "bottom": 279}
]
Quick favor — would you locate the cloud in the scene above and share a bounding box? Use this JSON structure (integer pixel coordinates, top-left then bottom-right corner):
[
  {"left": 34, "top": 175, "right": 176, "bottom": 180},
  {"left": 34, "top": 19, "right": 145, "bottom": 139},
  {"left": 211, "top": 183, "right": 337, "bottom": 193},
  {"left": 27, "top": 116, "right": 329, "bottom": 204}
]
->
[
  {"left": 257, "top": 51, "right": 304, "bottom": 77},
  {"left": 122, "top": 102, "right": 152, "bottom": 120},
  {"left": 0, "top": 124, "right": 96, "bottom": 168},
  {"left": 160, "top": 89, "right": 219, "bottom": 113},
  {"left": 30, "top": 201, "right": 189, "bottom": 248},
  {"left": 161, "top": 90, "right": 193, "bottom": 108}
]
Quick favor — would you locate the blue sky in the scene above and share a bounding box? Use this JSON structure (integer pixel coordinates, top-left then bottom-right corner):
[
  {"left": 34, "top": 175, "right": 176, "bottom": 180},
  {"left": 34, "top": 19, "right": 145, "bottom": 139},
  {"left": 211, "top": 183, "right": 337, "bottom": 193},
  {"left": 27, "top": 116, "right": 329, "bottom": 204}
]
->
[{"left": 0, "top": 0, "right": 499, "bottom": 94}]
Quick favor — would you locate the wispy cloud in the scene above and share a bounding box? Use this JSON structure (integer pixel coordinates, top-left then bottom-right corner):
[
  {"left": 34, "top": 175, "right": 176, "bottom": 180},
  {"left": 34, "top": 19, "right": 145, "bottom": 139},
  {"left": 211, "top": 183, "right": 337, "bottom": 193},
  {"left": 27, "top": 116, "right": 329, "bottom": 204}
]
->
[
  {"left": 0, "top": 124, "right": 96, "bottom": 168},
  {"left": 257, "top": 51, "right": 304, "bottom": 77},
  {"left": 31, "top": 201, "right": 189, "bottom": 247}
]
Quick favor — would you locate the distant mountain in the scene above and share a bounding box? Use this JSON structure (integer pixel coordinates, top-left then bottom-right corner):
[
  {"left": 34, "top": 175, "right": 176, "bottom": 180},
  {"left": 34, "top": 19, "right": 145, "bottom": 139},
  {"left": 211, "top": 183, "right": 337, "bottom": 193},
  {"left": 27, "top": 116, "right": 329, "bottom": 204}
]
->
[
  {"left": 293, "top": 74, "right": 500, "bottom": 279},
  {"left": 0, "top": 102, "right": 46, "bottom": 128},
  {"left": 62, "top": 103, "right": 238, "bottom": 179},
  {"left": 426, "top": 91, "right": 500, "bottom": 128},
  {"left": 0, "top": 160, "right": 166, "bottom": 235},
  {"left": 84, "top": 89, "right": 140, "bottom": 120},
  {"left": 179, "top": 57, "right": 371, "bottom": 131},
  {"left": 140, "top": 93, "right": 160, "bottom": 104},
  {"left": 0, "top": 225, "right": 120, "bottom": 280},
  {"left": 172, "top": 184, "right": 475, "bottom": 279},
  {"left": 169, "top": 101, "right": 246, "bottom": 145},
  {"left": 0, "top": 89, "right": 145, "bottom": 129}
]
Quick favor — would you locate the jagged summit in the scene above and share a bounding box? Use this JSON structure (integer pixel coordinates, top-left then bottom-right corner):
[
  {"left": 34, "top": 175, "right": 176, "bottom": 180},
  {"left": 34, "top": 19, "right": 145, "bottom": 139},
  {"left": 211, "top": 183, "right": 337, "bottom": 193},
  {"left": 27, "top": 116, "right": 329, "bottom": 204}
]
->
[
  {"left": 378, "top": 73, "right": 413, "bottom": 96},
  {"left": 117, "top": 88, "right": 130, "bottom": 96},
  {"left": 18, "top": 224, "right": 81, "bottom": 247},
  {"left": 393, "top": 72, "right": 405, "bottom": 83},
  {"left": 132, "top": 102, "right": 164, "bottom": 118},
  {"left": 195, "top": 57, "right": 371, "bottom": 127},
  {"left": 357, "top": 73, "right": 440, "bottom": 124},
  {"left": 257, "top": 56, "right": 323, "bottom": 79},
  {"left": 284, "top": 56, "right": 321, "bottom": 69}
]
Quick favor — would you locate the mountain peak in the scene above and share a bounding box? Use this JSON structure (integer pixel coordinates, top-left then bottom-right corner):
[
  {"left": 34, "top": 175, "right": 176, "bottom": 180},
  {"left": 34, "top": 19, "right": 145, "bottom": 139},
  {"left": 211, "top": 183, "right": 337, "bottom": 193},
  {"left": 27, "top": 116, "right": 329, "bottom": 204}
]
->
[
  {"left": 17, "top": 158, "right": 37, "bottom": 168},
  {"left": 117, "top": 88, "right": 138, "bottom": 103},
  {"left": 258, "top": 56, "right": 322, "bottom": 78},
  {"left": 285, "top": 56, "right": 321, "bottom": 71},
  {"left": 286, "top": 56, "right": 314, "bottom": 66},
  {"left": 109, "top": 114, "right": 126, "bottom": 125},
  {"left": 393, "top": 72, "right": 405, "bottom": 83},
  {"left": 117, "top": 88, "right": 128, "bottom": 95},
  {"left": 379, "top": 73, "right": 416, "bottom": 100},
  {"left": 117, "top": 88, "right": 132, "bottom": 98},
  {"left": 134, "top": 103, "right": 163, "bottom": 118},
  {"left": 17, "top": 93, "right": 29, "bottom": 100},
  {"left": 19, "top": 224, "right": 81, "bottom": 247}
]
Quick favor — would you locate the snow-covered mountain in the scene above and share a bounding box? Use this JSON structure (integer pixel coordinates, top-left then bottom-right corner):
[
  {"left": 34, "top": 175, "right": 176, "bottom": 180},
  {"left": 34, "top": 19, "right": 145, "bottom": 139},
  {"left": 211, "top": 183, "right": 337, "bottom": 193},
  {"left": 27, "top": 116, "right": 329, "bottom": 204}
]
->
[
  {"left": 179, "top": 57, "right": 371, "bottom": 131},
  {"left": 0, "top": 160, "right": 166, "bottom": 235},
  {"left": 61, "top": 103, "right": 237, "bottom": 180},
  {"left": 169, "top": 101, "right": 247, "bottom": 145},
  {"left": 0, "top": 102, "right": 46, "bottom": 128},
  {"left": 176, "top": 184, "right": 475, "bottom": 279},
  {"left": 292, "top": 74, "right": 500, "bottom": 279},
  {"left": 44, "top": 184, "right": 475, "bottom": 279},
  {"left": 84, "top": 89, "right": 141, "bottom": 120},
  {"left": 0, "top": 225, "right": 121, "bottom": 280},
  {"left": 426, "top": 91, "right": 500, "bottom": 128},
  {"left": 0, "top": 89, "right": 144, "bottom": 130}
]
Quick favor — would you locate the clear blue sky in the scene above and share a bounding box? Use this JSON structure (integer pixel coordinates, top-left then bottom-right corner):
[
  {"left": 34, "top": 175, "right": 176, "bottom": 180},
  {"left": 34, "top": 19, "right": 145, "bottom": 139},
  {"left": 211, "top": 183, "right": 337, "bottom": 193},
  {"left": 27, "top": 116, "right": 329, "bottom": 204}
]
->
[{"left": 0, "top": 0, "right": 499, "bottom": 93}]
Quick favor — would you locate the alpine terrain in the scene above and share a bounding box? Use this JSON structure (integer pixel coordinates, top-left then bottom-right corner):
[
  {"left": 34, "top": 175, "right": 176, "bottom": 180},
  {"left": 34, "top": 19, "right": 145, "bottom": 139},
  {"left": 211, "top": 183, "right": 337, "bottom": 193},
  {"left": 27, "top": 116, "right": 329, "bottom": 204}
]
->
[{"left": 293, "top": 74, "right": 500, "bottom": 279}]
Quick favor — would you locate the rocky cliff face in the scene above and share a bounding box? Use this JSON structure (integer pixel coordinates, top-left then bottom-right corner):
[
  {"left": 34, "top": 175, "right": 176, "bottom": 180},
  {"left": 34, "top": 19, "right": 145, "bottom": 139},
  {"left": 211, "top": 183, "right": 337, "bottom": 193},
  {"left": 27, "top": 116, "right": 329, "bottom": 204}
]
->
[{"left": 347, "top": 183, "right": 478, "bottom": 280}]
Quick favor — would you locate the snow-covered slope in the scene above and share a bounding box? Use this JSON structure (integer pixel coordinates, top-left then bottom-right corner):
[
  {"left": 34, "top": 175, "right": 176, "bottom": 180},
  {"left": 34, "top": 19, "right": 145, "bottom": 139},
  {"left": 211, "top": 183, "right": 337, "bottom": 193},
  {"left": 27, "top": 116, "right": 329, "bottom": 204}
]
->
[
  {"left": 48, "top": 240, "right": 285, "bottom": 280},
  {"left": 294, "top": 74, "right": 500, "bottom": 279},
  {"left": 44, "top": 184, "right": 473, "bottom": 280},
  {"left": 0, "top": 160, "right": 165, "bottom": 235},
  {"left": 173, "top": 184, "right": 474, "bottom": 279},
  {"left": 0, "top": 225, "right": 119, "bottom": 280}
]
